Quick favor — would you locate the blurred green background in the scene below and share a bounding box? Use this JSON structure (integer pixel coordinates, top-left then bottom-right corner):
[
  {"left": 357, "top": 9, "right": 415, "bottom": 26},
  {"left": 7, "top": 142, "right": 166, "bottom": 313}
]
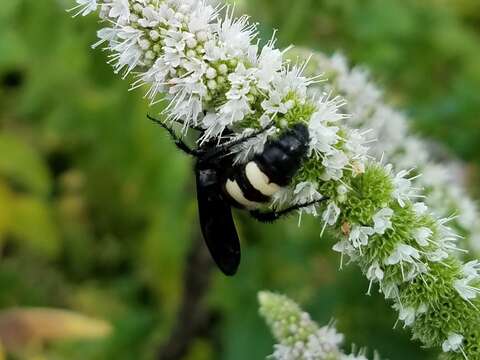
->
[{"left": 0, "top": 0, "right": 479, "bottom": 359}]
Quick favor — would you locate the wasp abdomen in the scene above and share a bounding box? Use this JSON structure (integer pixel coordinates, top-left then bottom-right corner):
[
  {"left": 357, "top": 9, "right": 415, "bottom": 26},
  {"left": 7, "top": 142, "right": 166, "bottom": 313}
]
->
[
  {"left": 233, "top": 165, "right": 271, "bottom": 202},
  {"left": 223, "top": 124, "right": 310, "bottom": 210}
]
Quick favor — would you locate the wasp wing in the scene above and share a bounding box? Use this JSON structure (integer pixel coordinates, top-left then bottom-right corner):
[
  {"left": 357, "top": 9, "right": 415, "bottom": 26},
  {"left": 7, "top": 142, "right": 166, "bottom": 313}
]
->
[{"left": 196, "top": 175, "right": 241, "bottom": 276}]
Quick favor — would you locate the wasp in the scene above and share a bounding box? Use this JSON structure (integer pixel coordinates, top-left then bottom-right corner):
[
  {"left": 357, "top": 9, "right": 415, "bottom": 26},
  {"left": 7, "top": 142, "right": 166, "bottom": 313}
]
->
[{"left": 149, "top": 115, "right": 326, "bottom": 276}]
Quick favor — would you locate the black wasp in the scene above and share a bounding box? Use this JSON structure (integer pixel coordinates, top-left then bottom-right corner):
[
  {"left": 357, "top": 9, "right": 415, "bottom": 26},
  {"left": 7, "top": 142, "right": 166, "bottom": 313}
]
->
[{"left": 148, "top": 115, "right": 326, "bottom": 276}]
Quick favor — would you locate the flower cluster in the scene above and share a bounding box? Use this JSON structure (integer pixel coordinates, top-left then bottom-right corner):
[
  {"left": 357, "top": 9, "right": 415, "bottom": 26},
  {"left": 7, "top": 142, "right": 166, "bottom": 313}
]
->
[
  {"left": 72, "top": 0, "right": 480, "bottom": 358},
  {"left": 258, "top": 291, "right": 375, "bottom": 360},
  {"left": 75, "top": 0, "right": 369, "bottom": 211},
  {"left": 297, "top": 50, "right": 480, "bottom": 254}
]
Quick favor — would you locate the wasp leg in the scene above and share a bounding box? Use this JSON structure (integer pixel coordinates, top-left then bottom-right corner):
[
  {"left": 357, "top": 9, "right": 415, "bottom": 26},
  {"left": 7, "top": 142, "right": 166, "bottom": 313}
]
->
[
  {"left": 221, "top": 124, "right": 274, "bottom": 151},
  {"left": 147, "top": 114, "right": 204, "bottom": 132},
  {"left": 147, "top": 115, "right": 201, "bottom": 157},
  {"left": 249, "top": 198, "right": 329, "bottom": 224},
  {"left": 204, "top": 124, "right": 275, "bottom": 161}
]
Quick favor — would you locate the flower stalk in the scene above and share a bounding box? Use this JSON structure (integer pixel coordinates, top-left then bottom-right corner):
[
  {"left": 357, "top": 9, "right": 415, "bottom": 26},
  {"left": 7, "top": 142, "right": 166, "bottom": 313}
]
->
[{"left": 293, "top": 50, "right": 480, "bottom": 255}]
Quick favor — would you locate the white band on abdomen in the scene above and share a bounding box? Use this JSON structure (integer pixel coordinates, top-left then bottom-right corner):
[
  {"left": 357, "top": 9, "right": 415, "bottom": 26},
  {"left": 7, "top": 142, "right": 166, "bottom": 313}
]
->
[
  {"left": 225, "top": 179, "right": 262, "bottom": 209},
  {"left": 245, "top": 162, "right": 281, "bottom": 196}
]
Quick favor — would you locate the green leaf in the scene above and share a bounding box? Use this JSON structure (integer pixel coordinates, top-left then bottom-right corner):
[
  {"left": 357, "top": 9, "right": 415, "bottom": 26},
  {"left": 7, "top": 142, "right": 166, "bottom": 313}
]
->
[
  {"left": 0, "top": 134, "right": 51, "bottom": 196},
  {"left": 10, "top": 196, "right": 60, "bottom": 257}
]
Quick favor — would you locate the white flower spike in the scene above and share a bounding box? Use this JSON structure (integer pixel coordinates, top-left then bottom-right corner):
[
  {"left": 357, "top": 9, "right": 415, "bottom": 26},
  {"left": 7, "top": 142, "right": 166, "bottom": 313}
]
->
[{"left": 72, "top": 2, "right": 480, "bottom": 358}]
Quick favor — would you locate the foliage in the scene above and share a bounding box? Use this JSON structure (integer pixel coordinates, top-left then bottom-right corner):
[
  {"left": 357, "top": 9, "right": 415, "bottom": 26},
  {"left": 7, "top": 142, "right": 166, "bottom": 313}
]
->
[{"left": 0, "top": 0, "right": 479, "bottom": 359}]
